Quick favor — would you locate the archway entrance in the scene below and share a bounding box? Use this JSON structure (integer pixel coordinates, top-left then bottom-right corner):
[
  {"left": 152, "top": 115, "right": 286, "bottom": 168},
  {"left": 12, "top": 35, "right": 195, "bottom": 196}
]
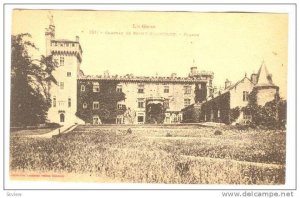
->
[
  {"left": 93, "top": 115, "right": 101, "bottom": 125},
  {"left": 60, "top": 113, "right": 65, "bottom": 123},
  {"left": 145, "top": 97, "right": 166, "bottom": 124}
]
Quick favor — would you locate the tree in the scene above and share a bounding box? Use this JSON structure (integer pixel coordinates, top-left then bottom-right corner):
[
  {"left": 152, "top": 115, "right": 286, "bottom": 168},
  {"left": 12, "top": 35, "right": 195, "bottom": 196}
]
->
[{"left": 11, "top": 33, "right": 57, "bottom": 127}]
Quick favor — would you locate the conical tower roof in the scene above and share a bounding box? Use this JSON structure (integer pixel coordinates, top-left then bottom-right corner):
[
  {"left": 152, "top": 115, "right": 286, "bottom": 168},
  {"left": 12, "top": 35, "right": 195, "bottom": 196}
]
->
[{"left": 255, "top": 61, "right": 276, "bottom": 87}]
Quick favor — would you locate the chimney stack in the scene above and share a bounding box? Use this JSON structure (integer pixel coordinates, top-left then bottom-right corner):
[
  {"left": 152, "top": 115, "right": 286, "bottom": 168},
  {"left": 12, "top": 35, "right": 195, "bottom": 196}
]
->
[
  {"left": 225, "top": 79, "right": 231, "bottom": 89},
  {"left": 190, "top": 67, "right": 198, "bottom": 76},
  {"left": 251, "top": 73, "right": 258, "bottom": 84},
  {"left": 171, "top": 73, "right": 177, "bottom": 78},
  {"left": 76, "top": 35, "right": 80, "bottom": 42}
]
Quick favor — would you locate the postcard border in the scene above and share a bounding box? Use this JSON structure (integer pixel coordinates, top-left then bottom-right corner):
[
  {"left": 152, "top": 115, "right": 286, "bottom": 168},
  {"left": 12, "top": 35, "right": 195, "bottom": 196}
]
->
[{"left": 2, "top": 2, "right": 297, "bottom": 191}]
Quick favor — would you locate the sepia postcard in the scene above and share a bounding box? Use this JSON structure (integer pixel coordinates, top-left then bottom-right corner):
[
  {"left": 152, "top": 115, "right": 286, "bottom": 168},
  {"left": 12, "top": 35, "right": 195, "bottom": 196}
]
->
[{"left": 5, "top": 5, "right": 296, "bottom": 191}]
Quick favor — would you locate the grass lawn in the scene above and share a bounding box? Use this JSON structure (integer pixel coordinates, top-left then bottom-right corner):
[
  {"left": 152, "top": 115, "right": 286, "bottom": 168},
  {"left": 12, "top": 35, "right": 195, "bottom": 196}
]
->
[{"left": 10, "top": 125, "right": 286, "bottom": 184}]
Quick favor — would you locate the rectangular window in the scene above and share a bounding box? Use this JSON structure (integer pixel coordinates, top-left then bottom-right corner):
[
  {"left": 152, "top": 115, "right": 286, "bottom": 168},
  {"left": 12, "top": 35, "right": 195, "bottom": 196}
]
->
[
  {"left": 93, "top": 82, "right": 100, "bottom": 92},
  {"left": 67, "top": 72, "right": 71, "bottom": 77},
  {"left": 60, "top": 82, "right": 64, "bottom": 89},
  {"left": 138, "top": 99, "right": 144, "bottom": 108},
  {"left": 117, "top": 104, "right": 123, "bottom": 110},
  {"left": 60, "top": 56, "right": 64, "bottom": 66},
  {"left": 53, "top": 97, "right": 56, "bottom": 107},
  {"left": 116, "top": 85, "right": 122, "bottom": 92},
  {"left": 68, "top": 98, "right": 71, "bottom": 107},
  {"left": 184, "top": 99, "right": 191, "bottom": 107},
  {"left": 116, "top": 116, "right": 124, "bottom": 124},
  {"left": 164, "top": 86, "right": 169, "bottom": 93},
  {"left": 164, "top": 99, "right": 170, "bottom": 109},
  {"left": 138, "top": 84, "right": 144, "bottom": 93},
  {"left": 93, "top": 101, "right": 99, "bottom": 109},
  {"left": 243, "top": 91, "right": 249, "bottom": 101},
  {"left": 184, "top": 86, "right": 192, "bottom": 94}
]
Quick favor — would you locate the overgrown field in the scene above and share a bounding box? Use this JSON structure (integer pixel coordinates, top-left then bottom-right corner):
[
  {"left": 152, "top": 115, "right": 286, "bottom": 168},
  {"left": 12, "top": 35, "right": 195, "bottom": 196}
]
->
[{"left": 10, "top": 125, "right": 286, "bottom": 184}]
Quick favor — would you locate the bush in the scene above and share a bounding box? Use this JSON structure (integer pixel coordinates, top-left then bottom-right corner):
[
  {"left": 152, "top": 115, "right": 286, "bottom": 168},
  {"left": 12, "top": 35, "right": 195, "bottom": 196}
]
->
[
  {"left": 127, "top": 128, "right": 132, "bottom": 134},
  {"left": 166, "top": 132, "right": 172, "bottom": 137},
  {"left": 243, "top": 98, "right": 287, "bottom": 129},
  {"left": 46, "top": 122, "right": 61, "bottom": 129},
  {"left": 229, "top": 107, "right": 240, "bottom": 123},
  {"left": 214, "top": 130, "right": 222, "bottom": 135}
]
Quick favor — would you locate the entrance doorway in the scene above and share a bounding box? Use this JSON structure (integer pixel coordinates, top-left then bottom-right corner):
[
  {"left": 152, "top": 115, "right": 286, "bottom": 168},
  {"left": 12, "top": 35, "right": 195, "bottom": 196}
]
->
[{"left": 60, "top": 113, "right": 65, "bottom": 123}]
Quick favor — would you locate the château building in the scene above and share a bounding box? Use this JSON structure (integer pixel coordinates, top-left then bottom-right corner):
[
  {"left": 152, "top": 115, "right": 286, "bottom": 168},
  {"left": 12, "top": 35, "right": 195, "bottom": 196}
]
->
[
  {"left": 45, "top": 18, "right": 214, "bottom": 125},
  {"left": 45, "top": 18, "right": 279, "bottom": 126}
]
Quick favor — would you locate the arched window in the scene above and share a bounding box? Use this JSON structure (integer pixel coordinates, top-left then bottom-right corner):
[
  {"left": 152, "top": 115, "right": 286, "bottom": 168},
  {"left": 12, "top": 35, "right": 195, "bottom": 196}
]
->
[
  {"left": 81, "top": 85, "right": 85, "bottom": 92},
  {"left": 53, "top": 96, "right": 56, "bottom": 107},
  {"left": 83, "top": 102, "right": 87, "bottom": 109}
]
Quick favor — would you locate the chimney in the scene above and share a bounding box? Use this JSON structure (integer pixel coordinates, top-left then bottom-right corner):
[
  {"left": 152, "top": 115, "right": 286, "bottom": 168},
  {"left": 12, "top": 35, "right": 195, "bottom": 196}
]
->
[
  {"left": 225, "top": 79, "right": 231, "bottom": 89},
  {"left": 251, "top": 73, "right": 258, "bottom": 84},
  {"left": 171, "top": 73, "right": 177, "bottom": 78},
  {"left": 76, "top": 35, "right": 80, "bottom": 42},
  {"left": 190, "top": 67, "right": 198, "bottom": 76},
  {"left": 103, "top": 70, "right": 110, "bottom": 78}
]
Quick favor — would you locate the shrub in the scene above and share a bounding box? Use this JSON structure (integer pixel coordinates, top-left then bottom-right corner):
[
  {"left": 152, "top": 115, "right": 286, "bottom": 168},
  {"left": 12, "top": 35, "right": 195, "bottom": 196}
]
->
[
  {"left": 229, "top": 107, "right": 241, "bottom": 123},
  {"left": 214, "top": 130, "right": 222, "bottom": 135},
  {"left": 166, "top": 132, "right": 172, "bottom": 137}
]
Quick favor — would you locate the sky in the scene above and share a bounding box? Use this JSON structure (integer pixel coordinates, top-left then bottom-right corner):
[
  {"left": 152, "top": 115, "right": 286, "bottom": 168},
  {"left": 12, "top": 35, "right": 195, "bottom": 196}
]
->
[{"left": 12, "top": 10, "right": 288, "bottom": 98}]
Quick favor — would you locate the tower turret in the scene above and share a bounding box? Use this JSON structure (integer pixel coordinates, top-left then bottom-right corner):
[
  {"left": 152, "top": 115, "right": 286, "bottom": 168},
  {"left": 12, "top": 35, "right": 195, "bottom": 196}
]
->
[
  {"left": 253, "top": 61, "right": 279, "bottom": 106},
  {"left": 45, "top": 13, "right": 55, "bottom": 56}
]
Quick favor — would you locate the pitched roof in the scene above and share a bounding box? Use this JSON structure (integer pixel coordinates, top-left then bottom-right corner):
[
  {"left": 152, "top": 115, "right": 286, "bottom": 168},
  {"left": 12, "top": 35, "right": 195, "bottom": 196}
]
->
[{"left": 255, "top": 61, "right": 276, "bottom": 87}]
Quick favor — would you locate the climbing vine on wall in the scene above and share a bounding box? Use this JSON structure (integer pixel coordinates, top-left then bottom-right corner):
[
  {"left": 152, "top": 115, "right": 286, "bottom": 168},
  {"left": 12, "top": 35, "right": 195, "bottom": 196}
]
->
[
  {"left": 76, "top": 80, "right": 126, "bottom": 124},
  {"left": 242, "top": 89, "right": 286, "bottom": 129}
]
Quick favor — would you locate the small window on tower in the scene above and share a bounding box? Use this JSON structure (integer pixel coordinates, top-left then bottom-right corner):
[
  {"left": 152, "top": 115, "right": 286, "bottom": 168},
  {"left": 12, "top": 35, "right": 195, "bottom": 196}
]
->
[
  {"left": 60, "top": 82, "right": 64, "bottom": 89},
  {"left": 68, "top": 98, "right": 71, "bottom": 107},
  {"left": 60, "top": 56, "right": 64, "bottom": 66},
  {"left": 67, "top": 72, "right": 71, "bottom": 77},
  {"left": 83, "top": 102, "right": 87, "bottom": 109},
  {"left": 53, "top": 96, "right": 56, "bottom": 107}
]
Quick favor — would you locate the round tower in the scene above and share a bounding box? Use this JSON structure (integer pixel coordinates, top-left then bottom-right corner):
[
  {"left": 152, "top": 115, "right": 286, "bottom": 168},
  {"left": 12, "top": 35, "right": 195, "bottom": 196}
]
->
[{"left": 253, "top": 61, "right": 279, "bottom": 106}]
